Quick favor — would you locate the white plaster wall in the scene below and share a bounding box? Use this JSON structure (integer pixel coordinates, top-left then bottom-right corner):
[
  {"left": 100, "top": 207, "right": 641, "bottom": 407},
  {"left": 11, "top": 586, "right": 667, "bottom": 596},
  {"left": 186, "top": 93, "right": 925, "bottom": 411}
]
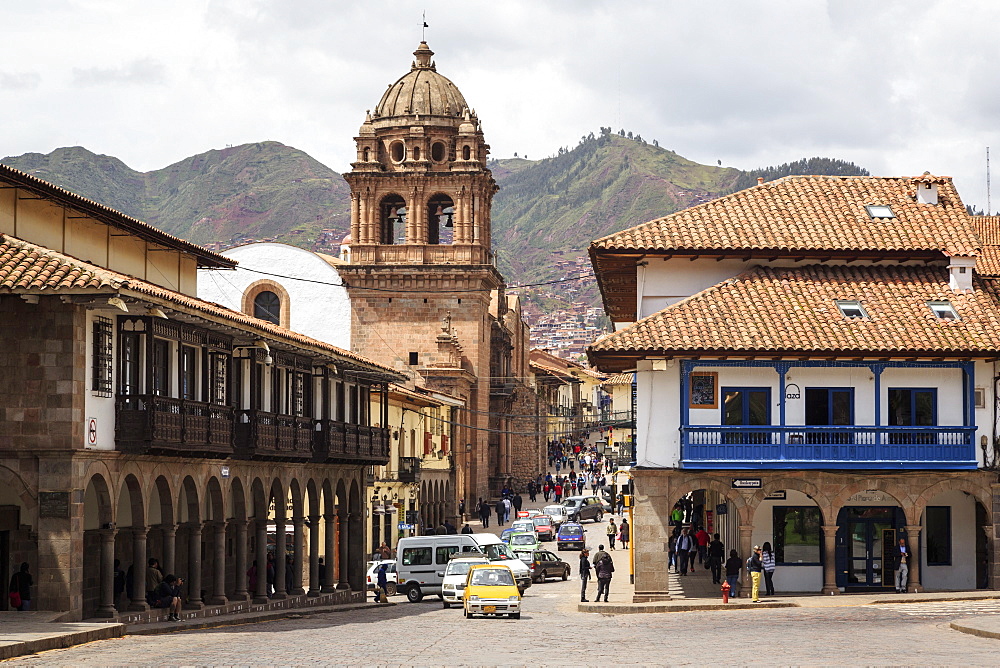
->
[
  {"left": 750, "top": 490, "right": 823, "bottom": 592},
  {"left": 973, "top": 360, "right": 996, "bottom": 467},
  {"left": 635, "top": 361, "right": 680, "bottom": 467},
  {"left": 782, "top": 366, "right": 875, "bottom": 425},
  {"left": 83, "top": 309, "right": 118, "bottom": 451},
  {"left": 921, "top": 489, "right": 976, "bottom": 590},
  {"left": 880, "top": 368, "right": 963, "bottom": 425},
  {"left": 688, "top": 367, "right": 780, "bottom": 426},
  {"left": 197, "top": 243, "right": 351, "bottom": 349}
]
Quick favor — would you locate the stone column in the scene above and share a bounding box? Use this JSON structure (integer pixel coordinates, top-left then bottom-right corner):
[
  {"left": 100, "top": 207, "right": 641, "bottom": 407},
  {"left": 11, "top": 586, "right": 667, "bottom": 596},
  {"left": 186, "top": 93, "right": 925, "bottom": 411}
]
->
[
  {"left": 292, "top": 516, "right": 306, "bottom": 595},
  {"left": 96, "top": 528, "right": 117, "bottom": 618},
  {"left": 161, "top": 523, "right": 177, "bottom": 576},
  {"left": 233, "top": 520, "right": 249, "bottom": 601},
  {"left": 323, "top": 514, "right": 337, "bottom": 592},
  {"left": 308, "top": 514, "right": 321, "bottom": 597},
  {"left": 821, "top": 525, "right": 840, "bottom": 595},
  {"left": 350, "top": 192, "right": 360, "bottom": 244},
  {"left": 738, "top": 524, "right": 754, "bottom": 596},
  {"left": 211, "top": 521, "right": 228, "bottom": 605},
  {"left": 273, "top": 514, "right": 287, "bottom": 599},
  {"left": 185, "top": 522, "right": 204, "bottom": 609},
  {"left": 338, "top": 513, "right": 350, "bottom": 589},
  {"left": 905, "top": 525, "right": 922, "bottom": 593},
  {"left": 129, "top": 527, "right": 150, "bottom": 611},
  {"left": 254, "top": 520, "right": 269, "bottom": 603}
]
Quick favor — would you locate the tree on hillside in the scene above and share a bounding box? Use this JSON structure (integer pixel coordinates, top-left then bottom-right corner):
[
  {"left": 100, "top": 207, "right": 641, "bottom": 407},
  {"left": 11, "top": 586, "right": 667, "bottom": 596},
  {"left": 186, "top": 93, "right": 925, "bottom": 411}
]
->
[{"left": 730, "top": 157, "right": 870, "bottom": 192}]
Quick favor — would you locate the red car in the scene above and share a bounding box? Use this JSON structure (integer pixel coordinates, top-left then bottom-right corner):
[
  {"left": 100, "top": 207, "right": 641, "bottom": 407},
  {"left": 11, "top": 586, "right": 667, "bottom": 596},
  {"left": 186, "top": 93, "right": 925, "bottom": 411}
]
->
[{"left": 531, "top": 515, "right": 555, "bottom": 541}]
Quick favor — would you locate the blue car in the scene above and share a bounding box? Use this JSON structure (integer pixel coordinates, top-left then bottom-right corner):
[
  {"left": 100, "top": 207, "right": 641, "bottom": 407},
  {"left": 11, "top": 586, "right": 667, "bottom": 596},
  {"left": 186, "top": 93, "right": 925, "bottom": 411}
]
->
[
  {"left": 500, "top": 527, "right": 517, "bottom": 543},
  {"left": 556, "top": 522, "right": 586, "bottom": 551}
]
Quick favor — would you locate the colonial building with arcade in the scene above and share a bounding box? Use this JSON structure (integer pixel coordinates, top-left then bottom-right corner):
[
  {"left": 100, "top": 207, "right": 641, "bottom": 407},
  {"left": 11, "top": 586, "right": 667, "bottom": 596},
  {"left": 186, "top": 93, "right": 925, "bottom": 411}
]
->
[
  {"left": 589, "top": 174, "right": 1000, "bottom": 599},
  {"left": 0, "top": 164, "right": 402, "bottom": 619}
]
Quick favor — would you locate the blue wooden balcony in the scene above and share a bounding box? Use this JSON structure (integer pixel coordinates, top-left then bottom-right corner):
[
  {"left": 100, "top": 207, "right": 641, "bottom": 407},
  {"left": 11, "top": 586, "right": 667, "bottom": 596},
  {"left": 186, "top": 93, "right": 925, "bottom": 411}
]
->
[{"left": 681, "top": 425, "right": 977, "bottom": 470}]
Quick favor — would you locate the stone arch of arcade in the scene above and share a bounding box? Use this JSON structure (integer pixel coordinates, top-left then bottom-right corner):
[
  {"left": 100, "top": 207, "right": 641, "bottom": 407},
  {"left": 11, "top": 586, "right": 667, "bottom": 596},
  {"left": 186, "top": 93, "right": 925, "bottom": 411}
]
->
[{"left": 78, "top": 461, "right": 364, "bottom": 618}]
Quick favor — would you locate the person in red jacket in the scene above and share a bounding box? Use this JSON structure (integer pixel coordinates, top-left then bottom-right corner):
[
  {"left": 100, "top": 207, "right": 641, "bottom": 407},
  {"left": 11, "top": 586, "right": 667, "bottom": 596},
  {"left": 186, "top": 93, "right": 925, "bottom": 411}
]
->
[
  {"left": 694, "top": 526, "right": 711, "bottom": 566},
  {"left": 554, "top": 483, "right": 563, "bottom": 503}
]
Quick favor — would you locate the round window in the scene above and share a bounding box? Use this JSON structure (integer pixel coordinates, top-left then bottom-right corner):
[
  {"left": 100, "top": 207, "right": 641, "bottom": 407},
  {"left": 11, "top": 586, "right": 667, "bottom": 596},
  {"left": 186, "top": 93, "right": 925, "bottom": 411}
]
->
[
  {"left": 390, "top": 141, "right": 405, "bottom": 162},
  {"left": 253, "top": 291, "right": 281, "bottom": 325},
  {"left": 431, "top": 142, "right": 446, "bottom": 162}
]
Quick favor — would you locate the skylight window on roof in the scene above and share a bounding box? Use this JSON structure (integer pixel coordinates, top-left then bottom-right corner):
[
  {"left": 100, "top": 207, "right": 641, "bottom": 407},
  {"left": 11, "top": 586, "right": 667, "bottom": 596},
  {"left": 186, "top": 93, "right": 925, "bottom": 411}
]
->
[
  {"left": 836, "top": 300, "right": 868, "bottom": 319},
  {"left": 928, "top": 301, "right": 959, "bottom": 321},
  {"left": 865, "top": 204, "right": 895, "bottom": 219}
]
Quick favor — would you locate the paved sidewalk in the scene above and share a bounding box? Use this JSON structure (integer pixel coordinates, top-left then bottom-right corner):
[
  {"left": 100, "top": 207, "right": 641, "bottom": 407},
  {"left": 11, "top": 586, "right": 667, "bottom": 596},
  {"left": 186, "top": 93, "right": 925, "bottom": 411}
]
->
[
  {"left": 0, "top": 613, "right": 124, "bottom": 661},
  {"left": 951, "top": 615, "right": 1000, "bottom": 640}
]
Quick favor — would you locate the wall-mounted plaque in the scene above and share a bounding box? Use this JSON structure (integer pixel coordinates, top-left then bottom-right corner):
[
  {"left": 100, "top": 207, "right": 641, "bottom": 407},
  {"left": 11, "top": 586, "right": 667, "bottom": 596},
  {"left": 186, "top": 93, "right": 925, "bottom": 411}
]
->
[{"left": 39, "top": 491, "right": 70, "bottom": 518}]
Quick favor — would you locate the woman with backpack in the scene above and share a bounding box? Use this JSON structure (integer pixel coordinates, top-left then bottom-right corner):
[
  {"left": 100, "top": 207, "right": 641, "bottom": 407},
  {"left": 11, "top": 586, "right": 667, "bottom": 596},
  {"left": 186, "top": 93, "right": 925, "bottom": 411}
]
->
[
  {"left": 761, "top": 541, "right": 776, "bottom": 596},
  {"left": 595, "top": 553, "right": 614, "bottom": 603}
]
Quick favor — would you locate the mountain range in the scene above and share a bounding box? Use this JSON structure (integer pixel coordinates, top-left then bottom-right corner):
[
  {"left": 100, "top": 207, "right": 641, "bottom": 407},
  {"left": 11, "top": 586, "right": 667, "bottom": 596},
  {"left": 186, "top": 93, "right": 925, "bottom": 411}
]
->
[{"left": 1, "top": 134, "right": 867, "bottom": 318}]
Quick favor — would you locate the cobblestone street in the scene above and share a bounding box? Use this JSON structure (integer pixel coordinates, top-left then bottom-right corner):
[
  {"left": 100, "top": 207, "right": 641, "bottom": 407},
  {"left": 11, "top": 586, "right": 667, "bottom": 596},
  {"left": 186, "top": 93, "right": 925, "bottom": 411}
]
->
[{"left": 9, "top": 518, "right": 1000, "bottom": 666}]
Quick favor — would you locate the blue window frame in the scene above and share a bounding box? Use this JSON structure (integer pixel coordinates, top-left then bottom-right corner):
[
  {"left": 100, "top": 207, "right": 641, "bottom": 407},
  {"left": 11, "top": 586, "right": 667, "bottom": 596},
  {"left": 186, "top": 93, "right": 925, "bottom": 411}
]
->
[
  {"left": 888, "top": 388, "right": 937, "bottom": 426},
  {"left": 722, "top": 387, "right": 771, "bottom": 425},
  {"left": 805, "top": 388, "right": 854, "bottom": 425}
]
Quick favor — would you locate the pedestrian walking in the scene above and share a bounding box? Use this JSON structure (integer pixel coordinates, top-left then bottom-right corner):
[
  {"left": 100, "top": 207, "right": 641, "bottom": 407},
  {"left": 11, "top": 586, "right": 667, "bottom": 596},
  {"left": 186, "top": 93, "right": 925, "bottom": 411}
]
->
[
  {"left": 503, "top": 497, "right": 513, "bottom": 524},
  {"left": 512, "top": 493, "right": 523, "bottom": 515},
  {"left": 667, "top": 526, "right": 680, "bottom": 572},
  {"left": 461, "top": 523, "right": 473, "bottom": 534},
  {"left": 761, "top": 541, "right": 776, "bottom": 596},
  {"left": 543, "top": 483, "right": 551, "bottom": 502},
  {"left": 8, "top": 562, "right": 31, "bottom": 611},
  {"left": 708, "top": 533, "right": 725, "bottom": 584},
  {"left": 554, "top": 483, "right": 563, "bottom": 503},
  {"left": 607, "top": 518, "right": 618, "bottom": 550},
  {"left": 579, "top": 549, "right": 592, "bottom": 602},
  {"left": 616, "top": 492, "right": 625, "bottom": 516},
  {"left": 495, "top": 498, "right": 506, "bottom": 527},
  {"left": 748, "top": 545, "right": 764, "bottom": 602},
  {"left": 619, "top": 518, "right": 630, "bottom": 549},
  {"left": 893, "top": 536, "right": 910, "bottom": 593},
  {"left": 675, "top": 528, "right": 695, "bottom": 575},
  {"left": 670, "top": 504, "right": 683, "bottom": 526},
  {"left": 595, "top": 553, "right": 614, "bottom": 603},
  {"left": 694, "top": 525, "right": 710, "bottom": 565},
  {"left": 724, "top": 549, "right": 742, "bottom": 597},
  {"left": 374, "top": 563, "right": 393, "bottom": 603}
]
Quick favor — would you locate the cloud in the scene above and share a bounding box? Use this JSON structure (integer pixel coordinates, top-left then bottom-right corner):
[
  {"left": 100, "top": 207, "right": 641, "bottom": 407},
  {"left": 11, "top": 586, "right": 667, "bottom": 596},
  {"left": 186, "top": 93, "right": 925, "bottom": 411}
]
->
[
  {"left": 0, "top": 72, "right": 41, "bottom": 90},
  {"left": 72, "top": 57, "right": 166, "bottom": 87}
]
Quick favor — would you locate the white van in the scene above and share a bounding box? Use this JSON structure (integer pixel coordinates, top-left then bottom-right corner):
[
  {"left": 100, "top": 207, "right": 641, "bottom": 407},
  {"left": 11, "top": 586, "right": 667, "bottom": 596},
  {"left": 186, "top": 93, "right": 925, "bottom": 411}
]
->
[{"left": 396, "top": 533, "right": 532, "bottom": 602}]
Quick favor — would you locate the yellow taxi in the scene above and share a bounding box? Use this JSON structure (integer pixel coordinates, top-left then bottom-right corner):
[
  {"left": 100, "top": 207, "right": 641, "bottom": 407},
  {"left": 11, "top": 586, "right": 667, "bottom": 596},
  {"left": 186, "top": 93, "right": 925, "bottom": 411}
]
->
[{"left": 462, "top": 563, "right": 522, "bottom": 619}]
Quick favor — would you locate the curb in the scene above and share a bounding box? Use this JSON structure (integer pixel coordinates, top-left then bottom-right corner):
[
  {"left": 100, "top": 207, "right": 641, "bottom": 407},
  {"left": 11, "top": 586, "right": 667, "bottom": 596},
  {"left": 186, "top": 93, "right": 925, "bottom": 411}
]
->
[
  {"left": 578, "top": 601, "right": 798, "bottom": 614},
  {"left": 865, "top": 594, "right": 1000, "bottom": 606},
  {"left": 126, "top": 601, "right": 392, "bottom": 636},
  {"left": 950, "top": 618, "right": 1000, "bottom": 640},
  {"left": 0, "top": 624, "right": 126, "bottom": 661}
]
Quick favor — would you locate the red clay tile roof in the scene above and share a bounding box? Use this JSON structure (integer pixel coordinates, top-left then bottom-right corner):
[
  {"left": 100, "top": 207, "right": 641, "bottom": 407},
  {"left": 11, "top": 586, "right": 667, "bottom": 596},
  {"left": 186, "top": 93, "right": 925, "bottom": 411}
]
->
[
  {"left": 591, "top": 175, "right": 979, "bottom": 256},
  {"left": 974, "top": 216, "right": 1000, "bottom": 276},
  {"left": 0, "top": 163, "right": 235, "bottom": 269},
  {"left": 588, "top": 264, "right": 1000, "bottom": 369},
  {"left": 0, "top": 234, "right": 401, "bottom": 376},
  {"left": 601, "top": 372, "right": 635, "bottom": 387}
]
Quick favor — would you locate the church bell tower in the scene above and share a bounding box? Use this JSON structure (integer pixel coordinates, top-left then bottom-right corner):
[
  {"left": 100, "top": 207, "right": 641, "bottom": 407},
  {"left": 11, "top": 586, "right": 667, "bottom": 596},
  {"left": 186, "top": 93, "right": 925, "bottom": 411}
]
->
[{"left": 340, "top": 42, "right": 510, "bottom": 505}]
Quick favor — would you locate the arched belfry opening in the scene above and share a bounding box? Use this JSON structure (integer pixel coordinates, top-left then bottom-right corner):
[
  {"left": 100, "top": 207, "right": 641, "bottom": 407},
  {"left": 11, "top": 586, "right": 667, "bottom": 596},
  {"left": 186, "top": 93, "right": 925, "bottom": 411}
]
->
[
  {"left": 379, "top": 195, "right": 407, "bottom": 244},
  {"left": 427, "top": 194, "right": 455, "bottom": 245}
]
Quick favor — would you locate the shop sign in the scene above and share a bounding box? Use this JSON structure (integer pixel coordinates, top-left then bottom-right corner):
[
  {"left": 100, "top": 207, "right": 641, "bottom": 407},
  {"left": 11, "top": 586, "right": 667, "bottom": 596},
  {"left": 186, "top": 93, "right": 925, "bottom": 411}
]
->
[
  {"left": 846, "top": 491, "right": 890, "bottom": 504},
  {"left": 765, "top": 490, "right": 787, "bottom": 500},
  {"left": 732, "top": 478, "right": 762, "bottom": 489},
  {"left": 398, "top": 523, "right": 414, "bottom": 530}
]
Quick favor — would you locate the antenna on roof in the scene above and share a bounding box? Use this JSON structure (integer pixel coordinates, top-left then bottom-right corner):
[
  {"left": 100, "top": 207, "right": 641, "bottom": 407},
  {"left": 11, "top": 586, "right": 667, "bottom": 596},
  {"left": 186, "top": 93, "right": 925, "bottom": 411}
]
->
[{"left": 422, "top": 10, "right": 428, "bottom": 41}]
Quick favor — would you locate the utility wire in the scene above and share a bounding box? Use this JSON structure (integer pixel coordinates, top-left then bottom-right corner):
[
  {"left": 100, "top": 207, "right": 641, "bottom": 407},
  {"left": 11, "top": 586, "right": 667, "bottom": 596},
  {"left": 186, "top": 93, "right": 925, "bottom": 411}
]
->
[{"left": 231, "top": 264, "right": 596, "bottom": 293}]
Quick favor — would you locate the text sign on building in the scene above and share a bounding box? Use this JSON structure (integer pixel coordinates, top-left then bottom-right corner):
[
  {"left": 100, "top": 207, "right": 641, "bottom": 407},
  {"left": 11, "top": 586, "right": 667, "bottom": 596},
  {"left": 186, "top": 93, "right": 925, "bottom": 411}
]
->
[
  {"left": 39, "top": 492, "right": 70, "bottom": 518},
  {"left": 732, "top": 478, "right": 762, "bottom": 489}
]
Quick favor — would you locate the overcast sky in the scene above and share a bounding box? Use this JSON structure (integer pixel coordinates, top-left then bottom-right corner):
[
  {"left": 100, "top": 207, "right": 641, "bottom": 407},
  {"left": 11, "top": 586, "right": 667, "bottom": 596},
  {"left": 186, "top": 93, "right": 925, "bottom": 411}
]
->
[{"left": 3, "top": 0, "right": 999, "bottom": 210}]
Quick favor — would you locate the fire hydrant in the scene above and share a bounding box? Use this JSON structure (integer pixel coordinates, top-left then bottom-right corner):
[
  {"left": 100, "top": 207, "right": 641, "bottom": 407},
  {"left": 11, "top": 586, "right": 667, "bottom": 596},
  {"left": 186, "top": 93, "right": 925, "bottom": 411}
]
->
[{"left": 721, "top": 580, "right": 731, "bottom": 603}]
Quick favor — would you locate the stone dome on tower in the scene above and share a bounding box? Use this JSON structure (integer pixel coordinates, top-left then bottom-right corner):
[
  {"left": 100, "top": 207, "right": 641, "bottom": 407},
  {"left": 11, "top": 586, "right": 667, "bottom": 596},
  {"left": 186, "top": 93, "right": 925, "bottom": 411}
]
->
[{"left": 372, "top": 42, "right": 469, "bottom": 121}]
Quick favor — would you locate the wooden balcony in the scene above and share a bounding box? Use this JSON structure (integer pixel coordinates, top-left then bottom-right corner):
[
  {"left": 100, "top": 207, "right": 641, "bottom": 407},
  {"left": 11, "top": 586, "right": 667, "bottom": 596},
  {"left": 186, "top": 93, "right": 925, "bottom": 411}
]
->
[
  {"left": 681, "top": 425, "right": 977, "bottom": 470},
  {"left": 313, "top": 420, "right": 390, "bottom": 464},
  {"left": 115, "top": 395, "right": 233, "bottom": 456},
  {"left": 234, "top": 410, "right": 313, "bottom": 460}
]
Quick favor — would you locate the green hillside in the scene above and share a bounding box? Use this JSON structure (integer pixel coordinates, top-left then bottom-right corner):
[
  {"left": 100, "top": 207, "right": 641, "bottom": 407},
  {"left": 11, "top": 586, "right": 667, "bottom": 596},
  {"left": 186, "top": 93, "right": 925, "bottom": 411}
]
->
[{"left": 2, "top": 142, "right": 351, "bottom": 249}]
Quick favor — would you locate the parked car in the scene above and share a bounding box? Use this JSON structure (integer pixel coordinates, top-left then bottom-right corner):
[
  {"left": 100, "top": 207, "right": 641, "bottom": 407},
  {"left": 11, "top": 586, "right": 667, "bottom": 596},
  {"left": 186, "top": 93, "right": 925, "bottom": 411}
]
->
[
  {"left": 524, "top": 508, "right": 542, "bottom": 519},
  {"left": 531, "top": 515, "right": 555, "bottom": 541},
  {"left": 543, "top": 504, "right": 568, "bottom": 527},
  {"left": 514, "top": 549, "right": 571, "bottom": 583},
  {"left": 556, "top": 522, "right": 586, "bottom": 550},
  {"left": 562, "top": 495, "right": 605, "bottom": 523},
  {"left": 508, "top": 531, "right": 541, "bottom": 553},
  {"left": 365, "top": 560, "right": 398, "bottom": 595},
  {"left": 463, "top": 564, "right": 521, "bottom": 619},
  {"left": 441, "top": 555, "right": 490, "bottom": 608},
  {"left": 500, "top": 527, "right": 518, "bottom": 543}
]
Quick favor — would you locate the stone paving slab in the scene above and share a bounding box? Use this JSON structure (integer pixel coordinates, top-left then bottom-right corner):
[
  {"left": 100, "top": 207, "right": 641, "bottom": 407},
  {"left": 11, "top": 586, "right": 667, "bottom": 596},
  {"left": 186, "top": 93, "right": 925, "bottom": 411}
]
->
[
  {"left": 0, "top": 620, "right": 124, "bottom": 661},
  {"left": 950, "top": 616, "right": 1000, "bottom": 640}
]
